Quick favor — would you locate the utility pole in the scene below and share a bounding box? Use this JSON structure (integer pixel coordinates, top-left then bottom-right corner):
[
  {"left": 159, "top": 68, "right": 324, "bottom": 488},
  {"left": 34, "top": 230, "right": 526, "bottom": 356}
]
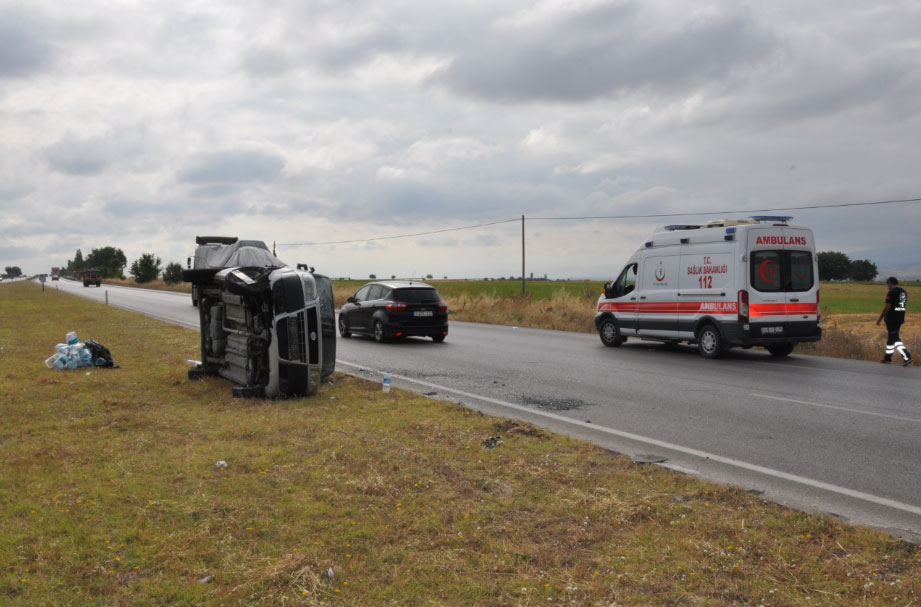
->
[{"left": 521, "top": 214, "right": 526, "bottom": 296}]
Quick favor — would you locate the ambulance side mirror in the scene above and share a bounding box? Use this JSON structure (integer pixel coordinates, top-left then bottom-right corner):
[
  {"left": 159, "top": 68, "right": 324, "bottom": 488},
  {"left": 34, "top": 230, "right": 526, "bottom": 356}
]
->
[{"left": 603, "top": 282, "right": 615, "bottom": 299}]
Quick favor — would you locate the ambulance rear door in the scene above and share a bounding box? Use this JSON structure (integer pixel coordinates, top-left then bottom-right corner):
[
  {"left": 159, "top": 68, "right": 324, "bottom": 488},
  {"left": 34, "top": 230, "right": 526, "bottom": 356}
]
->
[
  {"left": 782, "top": 228, "right": 819, "bottom": 325},
  {"left": 747, "top": 227, "right": 818, "bottom": 335}
]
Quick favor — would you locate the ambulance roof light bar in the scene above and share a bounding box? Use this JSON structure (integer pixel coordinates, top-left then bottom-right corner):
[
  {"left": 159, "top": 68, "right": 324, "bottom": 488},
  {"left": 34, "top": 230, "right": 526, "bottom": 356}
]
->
[{"left": 749, "top": 215, "right": 793, "bottom": 224}]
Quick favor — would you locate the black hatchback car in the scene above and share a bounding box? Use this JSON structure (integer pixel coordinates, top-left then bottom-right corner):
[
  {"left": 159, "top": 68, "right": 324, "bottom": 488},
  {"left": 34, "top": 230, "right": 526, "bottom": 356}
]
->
[{"left": 338, "top": 281, "right": 448, "bottom": 343}]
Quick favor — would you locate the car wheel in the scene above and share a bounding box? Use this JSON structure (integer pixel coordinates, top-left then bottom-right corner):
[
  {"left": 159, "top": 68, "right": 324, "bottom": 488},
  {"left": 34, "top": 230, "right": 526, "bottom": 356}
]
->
[
  {"left": 373, "top": 320, "right": 386, "bottom": 343},
  {"left": 432, "top": 333, "right": 446, "bottom": 343},
  {"left": 767, "top": 343, "right": 795, "bottom": 357},
  {"left": 598, "top": 318, "right": 624, "bottom": 347},
  {"left": 697, "top": 324, "right": 723, "bottom": 359},
  {"left": 338, "top": 315, "right": 351, "bottom": 338}
]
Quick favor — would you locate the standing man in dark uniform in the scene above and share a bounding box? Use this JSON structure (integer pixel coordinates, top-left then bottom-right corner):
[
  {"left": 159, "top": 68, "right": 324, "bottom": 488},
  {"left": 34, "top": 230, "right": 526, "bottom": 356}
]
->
[{"left": 877, "top": 277, "right": 912, "bottom": 365}]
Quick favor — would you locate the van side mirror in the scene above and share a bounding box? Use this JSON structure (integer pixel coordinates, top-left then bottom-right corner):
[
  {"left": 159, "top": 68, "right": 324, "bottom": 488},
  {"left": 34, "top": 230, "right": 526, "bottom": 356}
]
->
[{"left": 603, "top": 282, "right": 614, "bottom": 299}]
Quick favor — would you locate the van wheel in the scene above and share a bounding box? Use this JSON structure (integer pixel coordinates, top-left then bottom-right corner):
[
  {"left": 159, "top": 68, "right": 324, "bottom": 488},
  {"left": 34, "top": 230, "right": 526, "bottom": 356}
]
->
[
  {"left": 697, "top": 324, "right": 723, "bottom": 359},
  {"left": 599, "top": 318, "right": 624, "bottom": 347},
  {"left": 767, "top": 343, "right": 795, "bottom": 357},
  {"left": 338, "top": 316, "right": 351, "bottom": 338}
]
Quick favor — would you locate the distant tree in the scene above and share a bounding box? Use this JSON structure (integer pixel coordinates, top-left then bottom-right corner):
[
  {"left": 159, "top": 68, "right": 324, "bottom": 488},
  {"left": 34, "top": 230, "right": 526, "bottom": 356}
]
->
[
  {"left": 817, "top": 251, "right": 851, "bottom": 281},
  {"left": 130, "top": 253, "right": 162, "bottom": 283},
  {"left": 85, "top": 246, "right": 127, "bottom": 279},
  {"left": 391, "top": 275, "right": 396, "bottom": 279},
  {"left": 65, "top": 248, "right": 85, "bottom": 274},
  {"left": 4, "top": 265, "right": 23, "bottom": 278},
  {"left": 443, "top": 276, "right": 447, "bottom": 280},
  {"left": 849, "top": 259, "right": 878, "bottom": 282},
  {"left": 162, "top": 262, "right": 184, "bottom": 285},
  {"left": 426, "top": 274, "right": 433, "bottom": 279},
  {"left": 369, "top": 274, "right": 376, "bottom": 279}
]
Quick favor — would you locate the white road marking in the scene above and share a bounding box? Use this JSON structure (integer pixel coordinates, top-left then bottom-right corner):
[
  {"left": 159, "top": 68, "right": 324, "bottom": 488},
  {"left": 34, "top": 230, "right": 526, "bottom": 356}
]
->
[
  {"left": 751, "top": 392, "right": 921, "bottom": 425},
  {"left": 338, "top": 359, "right": 921, "bottom": 518}
]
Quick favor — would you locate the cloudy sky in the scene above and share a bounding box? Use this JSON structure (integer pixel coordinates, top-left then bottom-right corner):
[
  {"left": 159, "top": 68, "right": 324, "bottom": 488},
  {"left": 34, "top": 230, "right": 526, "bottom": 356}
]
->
[{"left": 2, "top": 0, "right": 920, "bottom": 280}]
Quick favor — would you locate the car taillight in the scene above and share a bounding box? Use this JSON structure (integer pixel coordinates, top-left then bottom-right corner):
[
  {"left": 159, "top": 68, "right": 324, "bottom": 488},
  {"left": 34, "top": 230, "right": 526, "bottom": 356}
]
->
[
  {"left": 738, "top": 289, "right": 749, "bottom": 322},
  {"left": 386, "top": 302, "right": 408, "bottom": 311},
  {"left": 816, "top": 289, "right": 821, "bottom": 321},
  {"left": 437, "top": 301, "right": 448, "bottom": 311}
]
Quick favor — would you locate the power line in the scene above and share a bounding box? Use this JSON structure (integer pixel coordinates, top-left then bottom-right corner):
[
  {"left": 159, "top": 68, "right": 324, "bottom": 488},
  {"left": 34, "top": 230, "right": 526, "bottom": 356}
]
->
[
  {"left": 276, "top": 197, "right": 921, "bottom": 247},
  {"left": 528, "top": 197, "right": 921, "bottom": 220},
  {"left": 276, "top": 218, "right": 519, "bottom": 246}
]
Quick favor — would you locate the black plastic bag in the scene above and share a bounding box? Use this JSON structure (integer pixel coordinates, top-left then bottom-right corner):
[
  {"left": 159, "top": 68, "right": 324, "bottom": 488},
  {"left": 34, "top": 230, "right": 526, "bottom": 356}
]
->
[{"left": 84, "top": 339, "right": 118, "bottom": 368}]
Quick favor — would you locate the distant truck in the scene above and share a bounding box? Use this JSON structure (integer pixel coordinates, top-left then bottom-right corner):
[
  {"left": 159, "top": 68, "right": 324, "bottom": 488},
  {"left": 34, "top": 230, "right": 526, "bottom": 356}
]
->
[
  {"left": 81, "top": 268, "right": 102, "bottom": 287},
  {"left": 51, "top": 267, "right": 61, "bottom": 281}
]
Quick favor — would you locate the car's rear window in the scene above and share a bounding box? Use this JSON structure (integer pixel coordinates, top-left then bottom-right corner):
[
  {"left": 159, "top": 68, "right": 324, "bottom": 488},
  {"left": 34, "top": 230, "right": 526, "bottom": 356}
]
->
[{"left": 393, "top": 288, "right": 441, "bottom": 303}]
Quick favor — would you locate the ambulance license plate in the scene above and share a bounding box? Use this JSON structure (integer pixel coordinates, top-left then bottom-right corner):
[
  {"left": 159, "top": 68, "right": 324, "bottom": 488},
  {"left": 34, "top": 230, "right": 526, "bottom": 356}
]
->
[{"left": 761, "top": 326, "right": 784, "bottom": 335}]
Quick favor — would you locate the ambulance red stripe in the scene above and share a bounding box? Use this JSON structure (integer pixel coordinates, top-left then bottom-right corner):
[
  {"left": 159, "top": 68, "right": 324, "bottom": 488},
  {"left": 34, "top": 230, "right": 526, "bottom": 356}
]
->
[{"left": 599, "top": 301, "right": 817, "bottom": 316}]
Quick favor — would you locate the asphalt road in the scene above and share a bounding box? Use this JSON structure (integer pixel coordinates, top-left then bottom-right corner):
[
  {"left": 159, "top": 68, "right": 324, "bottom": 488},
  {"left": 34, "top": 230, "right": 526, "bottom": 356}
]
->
[{"left": 49, "top": 277, "right": 921, "bottom": 543}]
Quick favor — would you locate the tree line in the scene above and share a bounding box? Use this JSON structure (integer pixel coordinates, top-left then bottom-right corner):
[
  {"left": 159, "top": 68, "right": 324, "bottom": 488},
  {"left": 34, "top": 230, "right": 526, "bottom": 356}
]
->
[
  {"left": 63, "top": 248, "right": 184, "bottom": 284},
  {"left": 817, "top": 251, "right": 878, "bottom": 282}
]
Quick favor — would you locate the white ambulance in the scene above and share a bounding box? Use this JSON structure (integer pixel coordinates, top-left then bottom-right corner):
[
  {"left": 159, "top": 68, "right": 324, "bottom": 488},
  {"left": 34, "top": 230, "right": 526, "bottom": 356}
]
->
[{"left": 594, "top": 216, "right": 822, "bottom": 358}]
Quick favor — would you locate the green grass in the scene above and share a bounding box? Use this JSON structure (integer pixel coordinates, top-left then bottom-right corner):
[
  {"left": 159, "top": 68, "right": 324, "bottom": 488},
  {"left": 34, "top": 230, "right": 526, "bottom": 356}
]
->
[
  {"left": 3, "top": 281, "right": 919, "bottom": 605},
  {"left": 818, "top": 282, "right": 921, "bottom": 316}
]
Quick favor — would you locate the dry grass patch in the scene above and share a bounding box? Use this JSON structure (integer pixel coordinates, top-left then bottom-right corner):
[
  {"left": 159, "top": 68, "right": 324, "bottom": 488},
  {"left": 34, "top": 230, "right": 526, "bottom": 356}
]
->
[
  {"left": 1, "top": 281, "right": 920, "bottom": 606},
  {"left": 448, "top": 290, "right": 597, "bottom": 333},
  {"left": 99, "top": 277, "right": 192, "bottom": 294},
  {"left": 801, "top": 315, "right": 920, "bottom": 361}
]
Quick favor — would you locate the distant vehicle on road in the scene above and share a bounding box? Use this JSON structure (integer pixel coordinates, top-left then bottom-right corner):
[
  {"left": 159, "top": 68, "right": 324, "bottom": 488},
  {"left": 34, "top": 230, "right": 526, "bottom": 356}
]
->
[
  {"left": 81, "top": 268, "right": 102, "bottom": 287},
  {"left": 51, "top": 267, "right": 60, "bottom": 281},
  {"left": 339, "top": 280, "right": 449, "bottom": 343},
  {"left": 595, "top": 216, "right": 822, "bottom": 358},
  {"left": 182, "top": 236, "right": 336, "bottom": 398}
]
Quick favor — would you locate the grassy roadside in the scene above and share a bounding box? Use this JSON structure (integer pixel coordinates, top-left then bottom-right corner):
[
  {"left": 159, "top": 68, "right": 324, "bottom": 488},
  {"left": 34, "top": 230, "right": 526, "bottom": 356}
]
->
[{"left": 1, "top": 280, "right": 919, "bottom": 605}]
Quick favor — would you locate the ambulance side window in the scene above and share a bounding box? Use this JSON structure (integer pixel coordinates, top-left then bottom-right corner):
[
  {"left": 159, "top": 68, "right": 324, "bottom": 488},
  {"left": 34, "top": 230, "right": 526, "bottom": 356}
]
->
[{"left": 614, "top": 263, "right": 638, "bottom": 297}]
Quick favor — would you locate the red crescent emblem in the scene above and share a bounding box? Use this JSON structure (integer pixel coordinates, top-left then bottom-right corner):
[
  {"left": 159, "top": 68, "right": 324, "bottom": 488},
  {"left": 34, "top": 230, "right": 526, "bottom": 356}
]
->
[{"left": 759, "top": 259, "right": 776, "bottom": 283}]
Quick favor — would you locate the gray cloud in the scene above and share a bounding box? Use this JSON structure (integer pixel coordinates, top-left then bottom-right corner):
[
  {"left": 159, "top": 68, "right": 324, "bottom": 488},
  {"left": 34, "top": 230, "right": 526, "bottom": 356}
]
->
[
  {"left": 3, "top": 0, "right": 921, "bottom": 279},
  {"left": 428, "top": 6, "right": 775, "bottom": 102},
  {"left": 43, "top": 137, "right": 112, "bottom": 176},
  {"left": 43, "top": 127, "right": 154, "bottom": 176},
  {"left": 240, "top": 46, "right": 295, "bottom": 77},
  {"left": 178, "top": 150, "right": 285, "bottom": 184},
  {"left": 0, "top": 10, "right": 57, "bottom": 78}
]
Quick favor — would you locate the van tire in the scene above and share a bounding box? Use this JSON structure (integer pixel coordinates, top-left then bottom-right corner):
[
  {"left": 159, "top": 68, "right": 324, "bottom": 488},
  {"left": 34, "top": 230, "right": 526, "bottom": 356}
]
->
[
  {"left": 697, "top": 324, "right": 723, "bottom": 359},
  {"left": 767, "top": 343, "right": 795, "bottom": 357},
  {"left": 599, "top": 318, "right": 624, "bottom": 347}
]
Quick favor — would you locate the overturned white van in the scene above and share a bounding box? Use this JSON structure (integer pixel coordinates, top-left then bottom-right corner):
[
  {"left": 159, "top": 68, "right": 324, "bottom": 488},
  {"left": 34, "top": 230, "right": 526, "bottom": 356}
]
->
[
  {"left": 182, "top": 237, "right": 336, "bottom": 397},
  {"left": 594, "top": 216, "right": 822, "bottom": 358}
]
